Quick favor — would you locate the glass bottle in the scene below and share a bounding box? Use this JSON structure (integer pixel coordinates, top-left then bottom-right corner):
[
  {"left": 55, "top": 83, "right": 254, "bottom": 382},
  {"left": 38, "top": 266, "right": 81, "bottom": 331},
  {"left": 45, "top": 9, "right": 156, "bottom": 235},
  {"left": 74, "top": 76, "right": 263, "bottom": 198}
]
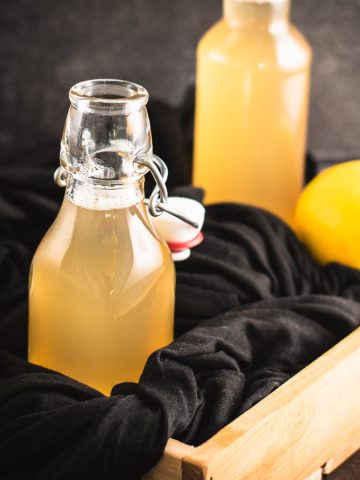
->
[
  {"left": 28, "top": 79, "right": 175, "bottom": 395},
  {"left": 193, "top": 0, "right": 312, "bottom": 224}
]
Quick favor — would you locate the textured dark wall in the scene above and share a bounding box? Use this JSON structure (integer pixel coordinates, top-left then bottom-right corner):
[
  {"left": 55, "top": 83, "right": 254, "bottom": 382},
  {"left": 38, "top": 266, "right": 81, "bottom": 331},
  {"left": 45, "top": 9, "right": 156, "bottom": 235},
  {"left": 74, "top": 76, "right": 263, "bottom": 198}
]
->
[{"left": 0, "top": 0, "right": 359, "bottom": 163}]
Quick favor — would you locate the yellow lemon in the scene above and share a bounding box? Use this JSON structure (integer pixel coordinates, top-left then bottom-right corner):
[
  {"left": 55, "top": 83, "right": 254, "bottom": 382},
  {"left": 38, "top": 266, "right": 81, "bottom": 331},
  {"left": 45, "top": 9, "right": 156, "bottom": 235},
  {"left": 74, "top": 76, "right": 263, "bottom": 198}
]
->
[{"left": 294, "top": 160, "right": 360, "bottom": 268}]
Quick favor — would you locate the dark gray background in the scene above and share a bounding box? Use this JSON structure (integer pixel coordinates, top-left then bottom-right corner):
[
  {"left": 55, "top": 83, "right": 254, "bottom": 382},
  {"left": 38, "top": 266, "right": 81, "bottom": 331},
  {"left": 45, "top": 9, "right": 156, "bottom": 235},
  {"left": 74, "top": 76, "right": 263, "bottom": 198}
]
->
[{"left": 0, "top": 0, "right": 359, "bottom": 164}]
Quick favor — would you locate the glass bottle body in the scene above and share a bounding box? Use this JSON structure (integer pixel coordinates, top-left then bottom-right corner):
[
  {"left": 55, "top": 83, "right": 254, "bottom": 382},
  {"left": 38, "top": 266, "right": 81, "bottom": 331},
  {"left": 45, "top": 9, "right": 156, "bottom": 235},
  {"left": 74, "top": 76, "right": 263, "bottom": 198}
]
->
[
  {"left": 193, "top": 0, "right": 312, "bottom": 224},
  {"left": 29, "top": 183, "right": 175, "bottom": 395}
]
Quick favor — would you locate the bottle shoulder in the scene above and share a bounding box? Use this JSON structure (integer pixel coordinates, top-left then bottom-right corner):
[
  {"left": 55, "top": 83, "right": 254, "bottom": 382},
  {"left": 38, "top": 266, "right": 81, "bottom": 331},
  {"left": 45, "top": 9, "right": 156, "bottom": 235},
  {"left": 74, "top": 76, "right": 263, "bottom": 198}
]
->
[
  {"left": 197, "top": 20, "right": 229, "bottom": 53},
  {"left": 197, "top": 20, "right": 312, "bottom": 71},
  {"left": 31, "top": 197, "right": 171, "bottom": 270}
]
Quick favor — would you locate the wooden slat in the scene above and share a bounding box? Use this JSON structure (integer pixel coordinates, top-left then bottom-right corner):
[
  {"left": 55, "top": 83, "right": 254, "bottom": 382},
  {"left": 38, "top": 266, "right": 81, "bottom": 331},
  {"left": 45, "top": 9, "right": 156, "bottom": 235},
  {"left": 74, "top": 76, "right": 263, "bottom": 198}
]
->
[
  {"left": 323, "top": 435, "right": 360, "bottom": 474},
  {"left": 180, "top": 327, "right": 360, "bottom": 480},
  {"left": 304, "top": 469, "right": 323, "bottom": 480},
  {"left": 142, "top": 439, "right": 194, "bottom": 480}
]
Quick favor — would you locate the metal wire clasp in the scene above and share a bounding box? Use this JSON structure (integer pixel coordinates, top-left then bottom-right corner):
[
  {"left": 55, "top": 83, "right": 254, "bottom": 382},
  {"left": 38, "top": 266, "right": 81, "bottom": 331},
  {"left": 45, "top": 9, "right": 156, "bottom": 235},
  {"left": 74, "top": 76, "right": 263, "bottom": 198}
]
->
[
  {"left": 54, "top": 166, "right": 67, "bottom": 187},
  {"left": 54, "top": 155, "right": 199, "bottom": 229},
  {"left": 136, "top": 155, "right": 199, "bottom": 229}
]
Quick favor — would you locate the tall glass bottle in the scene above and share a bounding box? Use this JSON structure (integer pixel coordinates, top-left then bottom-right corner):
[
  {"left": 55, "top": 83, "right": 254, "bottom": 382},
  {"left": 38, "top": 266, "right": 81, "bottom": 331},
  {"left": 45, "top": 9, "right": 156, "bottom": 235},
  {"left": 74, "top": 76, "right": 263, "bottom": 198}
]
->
[
  {"left": 28, "top": 79, "right": 175, "bottom": 395},
  {"left": 193, "top": 0, "right": 312, "bottom": 224}
]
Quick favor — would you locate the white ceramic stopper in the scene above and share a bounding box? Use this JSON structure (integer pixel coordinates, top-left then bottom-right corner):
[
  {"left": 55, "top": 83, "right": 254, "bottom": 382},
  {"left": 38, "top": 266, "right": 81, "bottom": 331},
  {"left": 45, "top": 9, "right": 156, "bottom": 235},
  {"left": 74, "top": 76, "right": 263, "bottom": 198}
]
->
[{"left": 150, "top": 197, "right": 205, "bottom": 261}]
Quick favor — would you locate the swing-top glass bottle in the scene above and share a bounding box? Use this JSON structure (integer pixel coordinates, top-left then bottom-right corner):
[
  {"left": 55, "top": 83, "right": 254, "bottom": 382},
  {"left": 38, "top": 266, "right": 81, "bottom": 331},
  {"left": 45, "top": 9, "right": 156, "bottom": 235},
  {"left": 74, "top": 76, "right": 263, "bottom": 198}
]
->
[{"left": 28, "top": 79, "right": 175, "bottom": 395}]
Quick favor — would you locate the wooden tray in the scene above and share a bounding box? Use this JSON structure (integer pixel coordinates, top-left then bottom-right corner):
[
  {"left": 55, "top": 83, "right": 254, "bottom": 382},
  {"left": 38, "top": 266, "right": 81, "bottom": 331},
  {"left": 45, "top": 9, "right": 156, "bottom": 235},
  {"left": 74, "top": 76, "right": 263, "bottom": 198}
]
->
[{"left": 143, "top": 327, "right": 360, "bottom": 480}]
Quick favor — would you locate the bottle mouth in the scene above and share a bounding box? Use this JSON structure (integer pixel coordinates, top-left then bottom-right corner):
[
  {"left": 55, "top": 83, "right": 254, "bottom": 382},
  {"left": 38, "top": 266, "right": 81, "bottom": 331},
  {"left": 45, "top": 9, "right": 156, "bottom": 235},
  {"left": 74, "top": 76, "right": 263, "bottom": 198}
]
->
[{"left": 69, "top": 79, "right": 149, "bottom": 114}]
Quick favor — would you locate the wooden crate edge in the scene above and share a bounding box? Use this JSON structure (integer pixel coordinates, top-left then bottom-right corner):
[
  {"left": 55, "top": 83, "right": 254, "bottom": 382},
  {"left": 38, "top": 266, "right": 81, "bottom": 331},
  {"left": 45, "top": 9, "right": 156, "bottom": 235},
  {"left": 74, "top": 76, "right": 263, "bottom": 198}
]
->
[
  {"left": 142, "top": 439, "right": 194, "bottom": 480},
  {"left": 181, "top": 327, "right": 360, "bottom": 480}
]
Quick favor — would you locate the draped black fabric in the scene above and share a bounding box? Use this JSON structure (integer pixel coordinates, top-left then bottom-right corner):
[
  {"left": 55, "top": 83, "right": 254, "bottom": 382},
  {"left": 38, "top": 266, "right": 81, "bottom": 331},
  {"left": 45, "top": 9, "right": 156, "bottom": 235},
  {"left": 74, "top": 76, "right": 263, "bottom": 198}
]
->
[{"left": 1, "top": 98, "right": 360, "bottom": 479}]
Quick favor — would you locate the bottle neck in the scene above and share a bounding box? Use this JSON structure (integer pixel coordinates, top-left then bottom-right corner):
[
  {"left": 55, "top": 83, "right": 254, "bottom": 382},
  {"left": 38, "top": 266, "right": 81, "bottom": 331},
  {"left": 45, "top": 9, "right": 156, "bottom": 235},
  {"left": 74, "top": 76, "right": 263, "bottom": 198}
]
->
[
  {"left": 61, "top": 79, "right": 152, "bottom": 197},
  {"left": 223, "top": 0, "right": 290, "bottom": 32},
  {"left": 65, "top": 175, "right": 145, "bottom": 210}
]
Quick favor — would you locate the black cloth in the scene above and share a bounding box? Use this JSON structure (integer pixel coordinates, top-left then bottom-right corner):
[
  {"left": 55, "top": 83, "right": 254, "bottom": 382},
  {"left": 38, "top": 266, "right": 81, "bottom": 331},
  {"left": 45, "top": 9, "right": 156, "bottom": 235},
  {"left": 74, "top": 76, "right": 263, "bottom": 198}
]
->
[{"left": 1, "top": 100, "right": 360, "bottom": 479}]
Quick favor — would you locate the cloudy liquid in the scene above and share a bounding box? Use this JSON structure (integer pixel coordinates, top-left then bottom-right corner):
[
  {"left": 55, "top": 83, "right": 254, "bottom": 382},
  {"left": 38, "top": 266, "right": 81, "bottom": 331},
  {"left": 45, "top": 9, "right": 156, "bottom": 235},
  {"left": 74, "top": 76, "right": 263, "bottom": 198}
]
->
[
  {"left": 29, "top": 197, "right": 175, "bottom": 395},
  {"left": 193, "top": 19, "right": 311, "bottom": 224}
]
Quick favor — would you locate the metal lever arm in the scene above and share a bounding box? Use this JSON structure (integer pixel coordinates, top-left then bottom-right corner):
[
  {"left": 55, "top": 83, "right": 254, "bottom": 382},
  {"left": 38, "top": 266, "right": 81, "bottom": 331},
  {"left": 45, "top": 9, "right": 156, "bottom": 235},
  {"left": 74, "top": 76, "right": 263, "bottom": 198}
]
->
[{"left": 136, "top": 155, "right": 199, "bottom": 229}]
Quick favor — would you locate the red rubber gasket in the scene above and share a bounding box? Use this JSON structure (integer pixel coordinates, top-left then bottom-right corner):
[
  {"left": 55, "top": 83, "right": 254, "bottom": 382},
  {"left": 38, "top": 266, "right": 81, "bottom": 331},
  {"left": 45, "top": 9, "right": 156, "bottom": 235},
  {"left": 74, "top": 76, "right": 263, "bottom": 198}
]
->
[{"left": 167, "top": 232, "right": 204, "bottom": 252}]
